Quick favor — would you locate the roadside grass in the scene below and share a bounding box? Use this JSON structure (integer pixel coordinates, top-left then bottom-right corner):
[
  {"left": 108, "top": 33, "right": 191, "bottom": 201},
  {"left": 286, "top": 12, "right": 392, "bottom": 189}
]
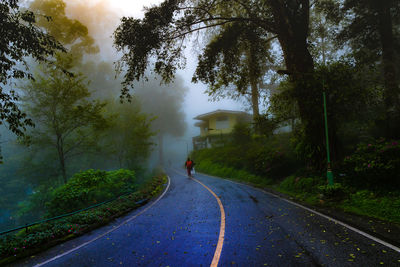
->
[
  {"left": 273, "top": 175, "right": 325, "bottom": 206},
  {"left": 196, "top": 160, "right": 273, "bottom": 187},
  {"left": 196, "top": 161, "right": 400, "bottom": 225},
  {"left": 276, "top": 176, "right": 400, "bottom": 224},
  {"left": 0, "top": 172, "right": 167, "bottom": 265},
  {"left": 339, "top": 190, "right": 400, "bottom": 223}
]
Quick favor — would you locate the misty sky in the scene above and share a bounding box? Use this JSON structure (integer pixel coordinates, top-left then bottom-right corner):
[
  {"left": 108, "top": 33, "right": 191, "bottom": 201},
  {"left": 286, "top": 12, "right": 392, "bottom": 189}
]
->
[{"left": 62, "top": 0, "right": 245, "bottom": 143}]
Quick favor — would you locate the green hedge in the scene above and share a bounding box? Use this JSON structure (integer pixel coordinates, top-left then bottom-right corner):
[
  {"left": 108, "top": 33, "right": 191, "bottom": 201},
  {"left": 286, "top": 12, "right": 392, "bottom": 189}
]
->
[
  {"left": 192, "top": 131, "right": 299, "bottom": 181},
  {"left": 47, "top": 169, "right": 136, "bottom": 216},
  {"left": 342, "top": 139, "right": 400, "bottom": 189},
  {"left": 0, "top": 172, "right": 167, "bottom": 265}
]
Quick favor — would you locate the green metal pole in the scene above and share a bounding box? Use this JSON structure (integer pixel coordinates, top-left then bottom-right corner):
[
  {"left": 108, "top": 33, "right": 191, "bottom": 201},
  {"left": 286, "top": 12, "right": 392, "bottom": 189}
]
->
[{"left": 323, "top": 89, "right": 334, "bottom": 185}]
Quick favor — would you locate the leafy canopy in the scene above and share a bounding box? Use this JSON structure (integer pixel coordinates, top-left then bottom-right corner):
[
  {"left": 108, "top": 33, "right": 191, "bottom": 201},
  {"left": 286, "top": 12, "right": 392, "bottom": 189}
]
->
[
  {"left": 113, "top": 0, "right": 280, "bottom": 99},
  {"left": 0, "top": 0, "right": 64, "bottom": 137},
  {"left": 193, "top": 22, "right": 275, "bottom": 102},
  {"left": 21, "top": 64, "right": 109, "bottom": 183}
]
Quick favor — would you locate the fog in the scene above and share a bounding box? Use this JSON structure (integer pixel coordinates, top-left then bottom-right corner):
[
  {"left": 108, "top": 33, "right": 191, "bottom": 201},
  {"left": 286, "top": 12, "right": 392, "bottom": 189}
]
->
[
  {"left": 0, "top": 0, "right": 246, "bottom": 232},
  {"left": 62, "top": 0, "right": 245, "bottom": 153}
]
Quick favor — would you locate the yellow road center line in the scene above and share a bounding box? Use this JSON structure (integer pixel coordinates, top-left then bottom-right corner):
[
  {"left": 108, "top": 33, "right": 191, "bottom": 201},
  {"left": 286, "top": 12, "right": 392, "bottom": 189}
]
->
[{"left": 191, "top": 176, "right": 225, "bottom": 267}]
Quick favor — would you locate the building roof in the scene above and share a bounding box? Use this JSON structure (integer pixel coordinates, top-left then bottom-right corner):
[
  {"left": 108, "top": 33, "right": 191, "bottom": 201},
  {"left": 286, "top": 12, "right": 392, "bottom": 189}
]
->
[
  {"left": 193, "top": 109, "right": 251, "bottom": 121},
  {"left": 194, "top": 121, "right": 207, "bottom": 127}
]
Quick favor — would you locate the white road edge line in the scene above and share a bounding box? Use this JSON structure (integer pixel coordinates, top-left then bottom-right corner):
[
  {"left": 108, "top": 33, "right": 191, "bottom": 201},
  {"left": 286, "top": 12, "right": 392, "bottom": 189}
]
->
[
  {"left": 34, "top": 176, "right": 171, "bottom": 267},
  {"left": 198, "top": 171, "right": 400, "bottom": 253}
]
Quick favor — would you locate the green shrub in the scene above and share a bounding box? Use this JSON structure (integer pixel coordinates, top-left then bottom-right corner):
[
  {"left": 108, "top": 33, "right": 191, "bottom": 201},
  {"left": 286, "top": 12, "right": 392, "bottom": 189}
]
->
[
  {"left": 279, "top": 176, "right": 297, "bottom": 192},
  {"left": 342, "top": 139, "right": 400, "bottom": 189},
  {"left": 0, "top": 174, "right": 166, "bottom": 264},
  {"left": 279, "top": 176, "right": 324, "bottom": 194},
  {"left": 341, "top": 190, "right": 400, "bottom": 223},
  {"left": 192, "top": 133, "right": 299, "bottom": 181},
  {"left": 196, "top": 160, "right": 271, "bottom": 186},
  {"left": 46, "top": 169, "right": 136, "bottom": 216},
  {"left": 318, "top": 183, "right": 346, "bottom": 200}
]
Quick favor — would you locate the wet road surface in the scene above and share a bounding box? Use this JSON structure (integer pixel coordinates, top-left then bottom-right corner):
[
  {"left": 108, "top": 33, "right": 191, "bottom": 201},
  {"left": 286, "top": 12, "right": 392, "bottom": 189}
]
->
[{"left": 12, "top": 168, "right": 400, "bottom": 266}]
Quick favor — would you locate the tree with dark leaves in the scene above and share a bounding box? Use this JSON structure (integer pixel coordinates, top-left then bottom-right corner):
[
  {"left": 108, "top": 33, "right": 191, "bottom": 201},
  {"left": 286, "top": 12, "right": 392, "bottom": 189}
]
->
[
  {"left": 321, "top": 0, "right": 400, "bottom": 138},
  {"left": 21, "top": 66, "right": 109, "bottom": 184},
  {"left": 192, "top": 22, "right": 276, "bottom": 121},
  {"left": 0, "top": 0, "right": 64, "bottom": 138},
  {"left": 113, "top": 0, "right": 329, "bottom": 169}
]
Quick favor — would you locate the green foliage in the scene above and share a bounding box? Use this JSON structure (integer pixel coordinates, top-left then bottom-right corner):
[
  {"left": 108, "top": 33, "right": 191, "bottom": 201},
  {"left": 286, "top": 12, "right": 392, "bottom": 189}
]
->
[
  {"left": 0, "top": 173, "right": 167, "bottom": 264},
  {"left": 269, "top": 80, "right": 298, "bottom": 124},
  {"left": 270, "top": 60, "right": 377, "bottom": 167},
  {"left": 318, "top": 183, "right": 346, "bottom": 200},
  {"left": 253, "top": 115, "right": 279, "bottom": 137},
  {"left": 279, "top": 176, "right": 325, "bottom": 194},
  {"left": 112, "top": 0, "right": 307, "bottom": 101},
  {"left": 30, "top": 0, "right": 99, "bottom": 66},
  {"left": 340, "top": 190, "right": 400, "bottom": 223},
  {"left": 246, "top": 141, "right": 294, "bottom": 178},
  {"left": 193, "top": 128, "right": 299, "bottom": 181},
  {"left": 333, "top": 0, "right": 400, "bottom": 67},
  {"left": 0, "top": 0, "right": 63, "bottom": 137},
  {"left": 196, "top": 160, "right": 272, "bottom": 187},
  {"left": 100, "top": 100, "right": 155, "bottom": 170},
  {"left": 20, "top": 65, "right": 110, "bottom": 183},
  {"left": 329, "top": 0, "right": 400, "bottom": 137},
  {"left": 342, "top": 139, "right": 400, "bottom": 189},
  {"left": 192, "top": 21, "right": 274, "bottom": 113},
  {"left": 16, "top": 185, "right": 54, "bottom": 223},
  {"left": 193, "top": 124, "right": 299, "bottom": 181},
  {"left": 46, "top": 169, "right": 136, "bottom": 216},
  {"left": 231, "top": 123, "right": 252, "bottom": 145},
  {"left": 276, "top": 175, "right": 400, "bottom": 223}
]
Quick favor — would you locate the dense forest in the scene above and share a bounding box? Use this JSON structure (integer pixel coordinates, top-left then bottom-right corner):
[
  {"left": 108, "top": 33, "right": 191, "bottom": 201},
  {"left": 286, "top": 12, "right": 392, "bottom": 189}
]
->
[
  {"left": 1, "top": 0, "right": 400, "bottom": 233},
  {"left": 0, "top": 0, "right": 187, "bottom": 232},
  {"left": 113, "top": 0, "right": 400, "bottom": 222}
]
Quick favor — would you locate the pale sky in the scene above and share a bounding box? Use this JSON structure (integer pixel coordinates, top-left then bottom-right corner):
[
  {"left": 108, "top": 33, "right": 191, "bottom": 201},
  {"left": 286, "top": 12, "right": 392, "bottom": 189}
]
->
[{"left": 64, "top": 0, "right": 244, "bottom": 144}]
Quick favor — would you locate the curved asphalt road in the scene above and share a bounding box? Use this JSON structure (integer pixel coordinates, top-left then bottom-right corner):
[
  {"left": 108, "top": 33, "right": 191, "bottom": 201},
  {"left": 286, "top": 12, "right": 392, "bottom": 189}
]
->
[{"left": 12, "top": 168, "right": 400, "bottom": 266}]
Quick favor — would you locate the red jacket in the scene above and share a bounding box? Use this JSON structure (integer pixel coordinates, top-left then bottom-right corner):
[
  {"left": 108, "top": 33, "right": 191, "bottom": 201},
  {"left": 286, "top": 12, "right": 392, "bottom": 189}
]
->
[{"left": 185, "top": 160, "right": 193, "bottom": 169}]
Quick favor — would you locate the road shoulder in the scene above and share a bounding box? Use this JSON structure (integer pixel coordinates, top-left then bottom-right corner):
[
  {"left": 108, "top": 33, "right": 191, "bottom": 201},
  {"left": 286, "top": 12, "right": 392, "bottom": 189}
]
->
[{"left": 198, "top": 171, "right": 400, "bottom": 249}]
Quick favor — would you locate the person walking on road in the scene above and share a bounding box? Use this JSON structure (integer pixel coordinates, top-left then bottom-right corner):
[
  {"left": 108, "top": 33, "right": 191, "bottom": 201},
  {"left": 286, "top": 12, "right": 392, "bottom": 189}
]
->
[{"left": 185, "top": 158, "right": 194, "bottom": 177}]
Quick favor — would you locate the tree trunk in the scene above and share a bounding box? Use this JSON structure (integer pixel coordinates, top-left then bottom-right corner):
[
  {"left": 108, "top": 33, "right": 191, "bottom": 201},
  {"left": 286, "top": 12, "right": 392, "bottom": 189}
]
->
[
  {"left": 246, "top": 45, "right": 260, "bottom": 122},
  {"left": 57, "top": 135, "right": 67, "bottom": 184},
  {"left": 377, "top": 1, "right": 400, "bottom": 138},
  {"left": 267, "top": 0, "right": 327, "bottom": 169},
  {"left": 250, "top": 79, "right": 260, "bottom": 120}
]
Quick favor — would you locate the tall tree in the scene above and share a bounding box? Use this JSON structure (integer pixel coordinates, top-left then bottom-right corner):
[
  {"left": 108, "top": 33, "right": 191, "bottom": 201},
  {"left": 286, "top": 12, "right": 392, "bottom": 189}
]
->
[
  {"left": 308, "top": 4, "right": 339, "bottom": 65},
  {"left": 102, "top": 100, "right": 155, "bottom": 170},
  {"left": 192, "top": 22, "right": 276, "bottom": 121},
  {"left": 114, "top": 0, "right": 330, "bottom": 168},
  {"left": 21, "top": 66, "right": 108, "bottom": 184},
  {"left": 0, "top": 0, "right": 63, "bottom": 139},
  {"left": 323, "top": 0, "right": 400, "bottom": 138},
  {"left": 29, "top": 0, "right": 99, "bottom": 67}
]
